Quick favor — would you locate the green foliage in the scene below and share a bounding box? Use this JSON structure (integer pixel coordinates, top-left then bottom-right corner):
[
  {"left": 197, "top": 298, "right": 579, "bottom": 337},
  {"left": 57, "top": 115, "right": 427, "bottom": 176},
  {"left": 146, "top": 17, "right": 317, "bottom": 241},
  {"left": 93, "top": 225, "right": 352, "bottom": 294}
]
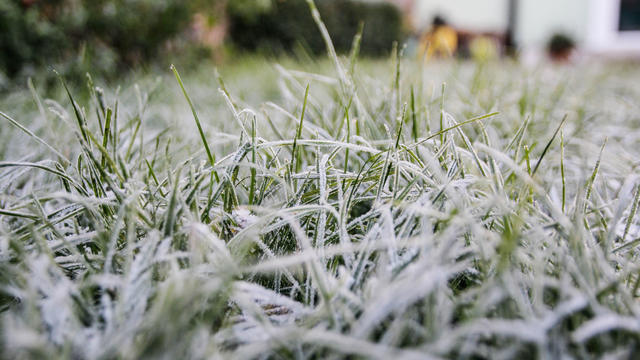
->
[
  {"left": 83, "top": 1, "right": 192, "bottom": 65},
  {"left": 0, "top": 0, "right": 194, "bottom": 81},
  {"left": 226, "top": 0, "right": 272, "bottom": 21},
  {"left": 0, "top": 0, "right": 74, "bottom": 77},
  {"left": 547, "top": 33, "right": 576, "bottom": 54},
  {"left": 227, "top": 0, "right": 405, "bottom": 56}
]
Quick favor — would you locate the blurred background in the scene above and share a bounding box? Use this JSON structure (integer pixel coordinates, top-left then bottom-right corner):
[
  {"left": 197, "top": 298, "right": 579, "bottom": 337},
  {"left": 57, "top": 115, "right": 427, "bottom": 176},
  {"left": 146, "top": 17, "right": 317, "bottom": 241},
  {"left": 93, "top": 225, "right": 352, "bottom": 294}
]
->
[{"left": 1, "top": 0, "right": 640, "bottom": 89}]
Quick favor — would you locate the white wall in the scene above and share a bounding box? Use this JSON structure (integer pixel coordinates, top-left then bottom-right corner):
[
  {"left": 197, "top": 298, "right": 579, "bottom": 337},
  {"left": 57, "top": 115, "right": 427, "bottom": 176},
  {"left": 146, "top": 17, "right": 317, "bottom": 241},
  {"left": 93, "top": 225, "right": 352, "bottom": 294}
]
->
[
  {"left": 412, "top": 0, "right": 588, "bottom": 49},
  {"left": 413, "top": 0, "right": 508, "bottom": 33},
  {"left": 586, "top": 0, "right": 640, "bottom": 54},
  {"left": 516, "top": 0, "right": 589, "bottom": 48},
  {"left": 412, "top": 0, "right": 640, "bottom": 55}
]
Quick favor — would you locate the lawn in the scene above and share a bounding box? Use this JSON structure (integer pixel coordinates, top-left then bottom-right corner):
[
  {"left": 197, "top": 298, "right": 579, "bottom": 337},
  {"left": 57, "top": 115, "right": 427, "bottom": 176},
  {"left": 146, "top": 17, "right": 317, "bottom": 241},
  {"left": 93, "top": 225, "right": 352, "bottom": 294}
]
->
[{"left": 2, "top": 52, "right": 640, "bottom": 359}]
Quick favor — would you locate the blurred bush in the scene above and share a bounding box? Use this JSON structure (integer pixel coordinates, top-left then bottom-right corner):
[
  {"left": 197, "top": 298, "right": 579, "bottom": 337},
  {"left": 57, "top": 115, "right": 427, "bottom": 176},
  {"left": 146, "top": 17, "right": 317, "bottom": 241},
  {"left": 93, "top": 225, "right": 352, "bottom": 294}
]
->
[
  {"left": 0, "top": 0, "right": 194, "bottom": 83},
  {"left": 0, "top": 0, "right": 71, "bottom": 77},
  {"left": 547, "top": 33, "right": 576, "bottom": 62},
  {"left": 0, "top": 0, "right": 405, "bottom": 89},
  {"left": 83, "top": 1, "right": 192, "bottom": 65},
  {"left": 227, "top": 0, "right": 405, "bottom": 57}
]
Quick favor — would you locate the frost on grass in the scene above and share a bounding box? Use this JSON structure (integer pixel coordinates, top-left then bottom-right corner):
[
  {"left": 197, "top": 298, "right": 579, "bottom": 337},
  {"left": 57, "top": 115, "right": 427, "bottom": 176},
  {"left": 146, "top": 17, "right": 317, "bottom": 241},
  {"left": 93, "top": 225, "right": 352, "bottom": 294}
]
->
[{"left": 2, "top": 51, "right": 640, "bottom": 358}]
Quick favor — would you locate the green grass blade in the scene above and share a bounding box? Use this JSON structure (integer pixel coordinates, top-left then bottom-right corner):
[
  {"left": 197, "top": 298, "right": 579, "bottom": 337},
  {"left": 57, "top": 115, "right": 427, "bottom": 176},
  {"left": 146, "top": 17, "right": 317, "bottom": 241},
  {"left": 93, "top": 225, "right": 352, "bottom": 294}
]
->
[
  {"left": 532, "top": 114, "right": 567, "bottom": 176},
  {"left": 171, "top": 65, "right": 216, "bottom": 171}
]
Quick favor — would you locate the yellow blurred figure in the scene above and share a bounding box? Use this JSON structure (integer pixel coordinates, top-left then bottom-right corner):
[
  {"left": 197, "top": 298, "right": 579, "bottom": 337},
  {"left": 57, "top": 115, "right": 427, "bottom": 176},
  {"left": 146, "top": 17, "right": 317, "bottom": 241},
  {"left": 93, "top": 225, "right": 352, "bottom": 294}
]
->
[
  {"left": 469, "top": 36, "right": 499, "bottom": 62},
  {"left": 419, "top": 16, "right": 458, "bottom": 60}
]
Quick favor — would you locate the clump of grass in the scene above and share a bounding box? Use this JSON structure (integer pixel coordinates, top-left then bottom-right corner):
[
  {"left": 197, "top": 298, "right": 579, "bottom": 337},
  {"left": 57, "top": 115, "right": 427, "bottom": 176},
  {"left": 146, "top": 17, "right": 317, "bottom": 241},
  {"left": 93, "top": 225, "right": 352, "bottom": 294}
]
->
[{"left": 2, "top": 3, "right": 640, "bottom": 359}]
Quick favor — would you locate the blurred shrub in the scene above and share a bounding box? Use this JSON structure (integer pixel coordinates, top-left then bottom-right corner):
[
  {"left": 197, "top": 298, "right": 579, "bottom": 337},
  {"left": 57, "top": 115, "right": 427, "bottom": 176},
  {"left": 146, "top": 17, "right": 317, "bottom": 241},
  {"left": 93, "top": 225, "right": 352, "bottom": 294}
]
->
[
  {"left": 0, "top": 0, "right": 194, "bottom": 82},
  {"left": 547, "top": 33, "right": 575, "bottom": 62},
  {"left": 83, "top": 1, "right": 192, "bottom": 66},
  {"left": 227, "top": 0, "right": 405, "bottom": 57},
  {"left": 226, "top": 0, "right": 272, "bottom": 22},
  {"left": 547, "top": 33, "right": 575, "bottom": 54},
  {"left": 0, "top": 0, "right": 72, "bottom": 77}
]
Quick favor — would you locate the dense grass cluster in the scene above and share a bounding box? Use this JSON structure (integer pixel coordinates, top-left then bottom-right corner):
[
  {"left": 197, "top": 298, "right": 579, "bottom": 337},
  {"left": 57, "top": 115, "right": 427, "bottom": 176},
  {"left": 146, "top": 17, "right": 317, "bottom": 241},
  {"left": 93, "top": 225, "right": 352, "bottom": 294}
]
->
[{"left": 2, "top": 19, "right": 640, "bottom": 359}]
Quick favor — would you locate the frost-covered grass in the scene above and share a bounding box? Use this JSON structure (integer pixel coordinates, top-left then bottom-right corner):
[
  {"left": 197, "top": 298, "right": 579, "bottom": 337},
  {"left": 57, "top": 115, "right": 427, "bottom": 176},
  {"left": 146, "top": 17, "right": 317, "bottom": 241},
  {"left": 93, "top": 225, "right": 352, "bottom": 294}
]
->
[{"left": 3, "top": 24, "right": 640, "bottom": 360}]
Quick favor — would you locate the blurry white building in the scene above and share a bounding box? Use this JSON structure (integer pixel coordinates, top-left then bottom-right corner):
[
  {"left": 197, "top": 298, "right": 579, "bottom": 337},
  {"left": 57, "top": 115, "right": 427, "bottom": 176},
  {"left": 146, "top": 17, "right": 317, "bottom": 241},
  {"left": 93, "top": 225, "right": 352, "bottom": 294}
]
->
[{"left": 396, "top": 0, "right": 640, "bottom": 56}]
